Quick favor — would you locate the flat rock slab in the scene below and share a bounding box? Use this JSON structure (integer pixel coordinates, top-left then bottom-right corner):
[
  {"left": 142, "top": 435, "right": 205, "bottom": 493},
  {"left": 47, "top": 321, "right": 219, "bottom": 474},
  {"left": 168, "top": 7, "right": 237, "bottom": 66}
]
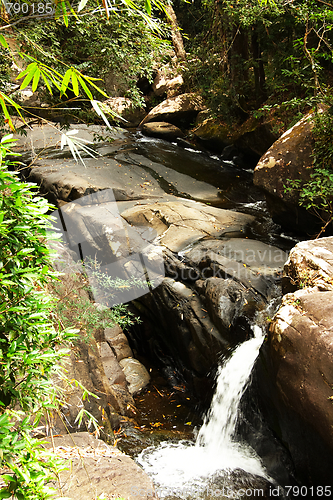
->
[
  {"left": 43, "top": 432, "right": 157, "bottom": 500},
  {"left": 14, "top": 123, "right": 128, "bottom": 160},
  {"left": 19, "top": 123, "right": 226, "bottom": 206},
  {"left": 28, "top": 157, "right": 164, "bottom": 206},
  {"left": 121, "top": 200, "right": 254, "bottom": 253},
  {"left": 114, "top": 151, "right": 224, "bottom": 204}
]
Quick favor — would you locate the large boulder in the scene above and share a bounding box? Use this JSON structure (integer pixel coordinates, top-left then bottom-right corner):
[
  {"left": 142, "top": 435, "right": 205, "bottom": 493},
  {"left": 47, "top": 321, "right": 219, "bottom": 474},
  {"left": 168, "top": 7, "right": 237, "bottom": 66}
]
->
[
  {"left": 139, "top": 93, "right": 205, "bottom": 128},
  {"left": 253, "top": 106, "right": 326, "bottom": 233},
  {"left": 129, "top": 234, "right": 287, "bottom": 395},
  {"left": 257, "top": 236, "right": 333, "bottom": 486},
  {"left": 192, "top": 113, "right": 278, "bottom": 162}
]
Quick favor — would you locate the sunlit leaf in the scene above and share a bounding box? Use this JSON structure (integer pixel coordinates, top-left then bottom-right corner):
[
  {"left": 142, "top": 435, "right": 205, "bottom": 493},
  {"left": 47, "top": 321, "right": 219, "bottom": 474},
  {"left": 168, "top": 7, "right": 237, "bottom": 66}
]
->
[
  {"left": 77, "top": 0, "right": 89, "bottom": 11},
  {"left": 0, "top": 35, "right": 9, "bottom": 49}
]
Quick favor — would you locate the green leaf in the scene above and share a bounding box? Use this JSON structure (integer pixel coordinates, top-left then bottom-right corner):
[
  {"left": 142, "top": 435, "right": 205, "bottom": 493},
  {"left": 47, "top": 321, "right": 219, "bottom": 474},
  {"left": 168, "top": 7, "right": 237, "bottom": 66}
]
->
[
  {"left": 32, "top": 68, "right": 41, "bottom": 92},
  {"left": 0, "top": 35, "right": 9, "bottom": 50},
  {"left": 19, "top": 63, "right": 38, "bottom": 91},
  {"left": 77, "top": 75, "right": 93, "bottom": 100},
  {"left": 60, "top": 68, "right": 72, "bottom": 96},
  {"left": 144, "top": 0, "right": 151, "bottom": 16},
  {"left": 71, "top": 71, "right": 79, "bottom": 97}
]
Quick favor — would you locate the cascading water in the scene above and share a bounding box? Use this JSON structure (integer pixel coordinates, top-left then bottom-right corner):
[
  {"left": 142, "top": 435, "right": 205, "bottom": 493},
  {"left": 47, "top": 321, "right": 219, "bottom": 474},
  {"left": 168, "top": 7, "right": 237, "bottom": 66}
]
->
[{"left": 138, "top": 325, "right": 269, "bottom": 498}]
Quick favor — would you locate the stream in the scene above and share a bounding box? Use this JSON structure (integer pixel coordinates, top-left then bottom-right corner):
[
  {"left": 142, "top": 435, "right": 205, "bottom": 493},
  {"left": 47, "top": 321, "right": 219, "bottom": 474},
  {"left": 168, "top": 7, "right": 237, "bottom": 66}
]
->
[
  {"left": 18, "top": 124, "right": 298, "bottom": 498},
  {"left": 137, "top": 325, "right": 270, "bottom": 499}
]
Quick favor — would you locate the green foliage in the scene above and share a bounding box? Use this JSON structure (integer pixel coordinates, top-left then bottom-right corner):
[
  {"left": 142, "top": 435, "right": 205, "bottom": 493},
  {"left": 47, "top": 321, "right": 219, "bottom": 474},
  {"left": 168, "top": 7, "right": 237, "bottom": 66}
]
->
[
  {"left": 177, "top": 0, "right": 333, "bottom": 119},
  {"left": 0, "top": 134, "right": 77, "bottom": 498},
  {"left": 15, "top": 12, "right": 169, "bottom": 110},
  {"left": 0, "top": 0, "right": 170, "bottom": 132},
  {"left": 285, "top": 108, "right": 333, "bottom": 237},
  {"left": 52, "top": 271, "right": 139, "bottom": 342}
]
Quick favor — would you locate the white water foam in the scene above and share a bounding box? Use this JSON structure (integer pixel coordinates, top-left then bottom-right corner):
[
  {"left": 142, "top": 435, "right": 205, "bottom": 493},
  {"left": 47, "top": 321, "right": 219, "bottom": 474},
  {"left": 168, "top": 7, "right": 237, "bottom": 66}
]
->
[{"left": 138, "top": 325, "right": 267, "bottom": 497}]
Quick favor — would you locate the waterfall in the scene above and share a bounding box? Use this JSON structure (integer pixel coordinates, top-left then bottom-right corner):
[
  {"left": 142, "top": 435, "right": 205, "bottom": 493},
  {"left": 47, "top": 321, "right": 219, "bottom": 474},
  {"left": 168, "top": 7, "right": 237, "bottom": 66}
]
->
[
  {"left": 138, "top": 326, "right": 269, "bottom": 498},
  {"left": 196, "top": 324, "right": 264, "bottom": 450}
]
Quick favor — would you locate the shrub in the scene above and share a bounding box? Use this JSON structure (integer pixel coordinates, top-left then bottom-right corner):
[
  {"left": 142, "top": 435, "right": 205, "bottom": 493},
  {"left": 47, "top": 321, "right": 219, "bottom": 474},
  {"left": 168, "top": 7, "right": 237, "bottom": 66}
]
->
[{"left": 0, "top": 134, "right": 76, "bottom": 499}]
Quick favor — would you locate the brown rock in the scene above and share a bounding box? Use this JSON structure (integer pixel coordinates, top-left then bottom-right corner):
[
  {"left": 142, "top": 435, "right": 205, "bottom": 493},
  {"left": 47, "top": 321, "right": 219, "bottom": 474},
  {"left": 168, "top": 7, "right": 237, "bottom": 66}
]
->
[
  {"left": 253, "top": 105, "right": 327, "bottom": 231},
  {"left": 142, "top": 121, "right": 185, "bottom": 141},
  {"left": 139, "top": 93, "right": 205, "bottom": 128},
  {"left": 43, "top": 432, "right": 157, "bottom": 500},
  {"left": 103, "top": 97, "right": 147, "bottom": 127},
  {"left": 121, "top": 200, "right": 254, "bottom": 253}
]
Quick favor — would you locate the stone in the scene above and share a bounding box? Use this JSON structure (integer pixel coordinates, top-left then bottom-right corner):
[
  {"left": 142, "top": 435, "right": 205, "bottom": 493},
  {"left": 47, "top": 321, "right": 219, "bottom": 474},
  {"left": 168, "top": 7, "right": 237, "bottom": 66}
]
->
[
  {"left": 43, "top": 432, "right": 157, "bottom": 500},
  {"left": 108, "top": 332, "right": 133, "bottom": 361},
  {"left": 265, "top": 288, "right": 333, "bottom": 485},
  {"left": 182, "top": 238, "right": 288, "bottom": 299},
  {"left": 99, "top": 341, "right": 127, "bottom": 386},
  {"left": 253, "top": 106, "right": 327, "bottom": 232},
  {"left": 102, "top": 97, "right": 147, "bottom": 127},
  {"left": 257, "top": 236, "right": 333, "bottom": 485},
  {"left": 139, "top": 93, "right": 205, "bottom": 128},
  {"left": 142, "top": 121, "right": 185, "bottom": 141},
  {"left": 121, "top": 200, "right": 255, "bottom": 253},
  {"left": 192, "top": 113, "right": 277, "bottom": 161},
  {"left": 282, "top": 236, "right": 333, "bottom": 293},
  {"left": 119, "top": 357, "right": 151, "bottom": 394},
  {"left": 152, "top": 69, "right": 184, "bottom": 98}
]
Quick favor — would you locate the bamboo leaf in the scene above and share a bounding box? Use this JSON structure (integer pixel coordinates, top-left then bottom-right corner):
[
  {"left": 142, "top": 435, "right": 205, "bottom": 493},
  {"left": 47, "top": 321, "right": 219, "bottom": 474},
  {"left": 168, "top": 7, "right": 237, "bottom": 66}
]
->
[
  {"left": 32, "top": 68, "right": 41, "bottom": 92},
  {"left": 19, "top": 63, "right": 38, "bottom": 90},
  {"left": 77, "top": 75, "right": 93, "bottom": 100},
  {"left": 0, "top": 35, "right": 9, "bottom": 50},
  {"left": 60, "top": 68, "right": 72, "bottom": 96},
  {"left": 71, "top": 71, "right": 79, "bottom": 96},
  {"left": 40, "top": 71, "right": 53, "bottom": 95},
  {"left": 77, "top": 0, "right": 89, "bottom": 11}
]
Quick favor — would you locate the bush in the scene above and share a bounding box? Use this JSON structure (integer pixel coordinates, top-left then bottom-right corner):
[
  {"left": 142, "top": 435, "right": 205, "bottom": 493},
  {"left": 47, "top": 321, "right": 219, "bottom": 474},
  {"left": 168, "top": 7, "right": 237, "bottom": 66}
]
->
[{"left": 0, "top": 134, "right": 76, "bottom": 499}]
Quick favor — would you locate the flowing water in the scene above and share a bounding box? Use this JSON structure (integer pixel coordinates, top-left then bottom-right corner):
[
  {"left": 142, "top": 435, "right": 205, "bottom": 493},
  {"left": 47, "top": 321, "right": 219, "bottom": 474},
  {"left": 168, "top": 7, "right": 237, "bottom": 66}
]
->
[{"left": 138, "top": 325, "right": 269, "bottom": 498}]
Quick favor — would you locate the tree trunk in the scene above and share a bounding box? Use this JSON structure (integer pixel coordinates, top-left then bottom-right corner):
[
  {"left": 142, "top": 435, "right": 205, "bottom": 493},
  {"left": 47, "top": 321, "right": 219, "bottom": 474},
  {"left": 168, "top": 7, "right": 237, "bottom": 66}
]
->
[{"left": 165, "top": 5, "right": 186, "bottom": 60}]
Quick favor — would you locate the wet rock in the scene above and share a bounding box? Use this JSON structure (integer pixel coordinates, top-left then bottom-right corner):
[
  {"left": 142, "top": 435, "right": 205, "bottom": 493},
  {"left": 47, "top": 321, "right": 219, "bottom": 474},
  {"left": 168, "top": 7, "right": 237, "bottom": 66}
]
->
[
  {"left": 43, "top": 432, "right": 158, "bottom": 500},
  {"left": 119, "top": 357, "right": 151, "bottom": 394},
  {"left": 253, "top": 106, "right": 327, "bottom": 233},
  {"left": 103, "top": 97, "right": 147, "bottom": 127},
  {"left": 183, "top": 238, "right": 287, "bottom": 299},
  {"left": 208, "top": 469, "right": 278, "bottom": 499},
  {"left": 142, "top": 121, "right": 185, "bottom": 141},
  {"left": 133, "top": 277, "right": 227, "bottom": 381},
  {"left": 139, "top": 93, "right": 205, "bottom": 128}
]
